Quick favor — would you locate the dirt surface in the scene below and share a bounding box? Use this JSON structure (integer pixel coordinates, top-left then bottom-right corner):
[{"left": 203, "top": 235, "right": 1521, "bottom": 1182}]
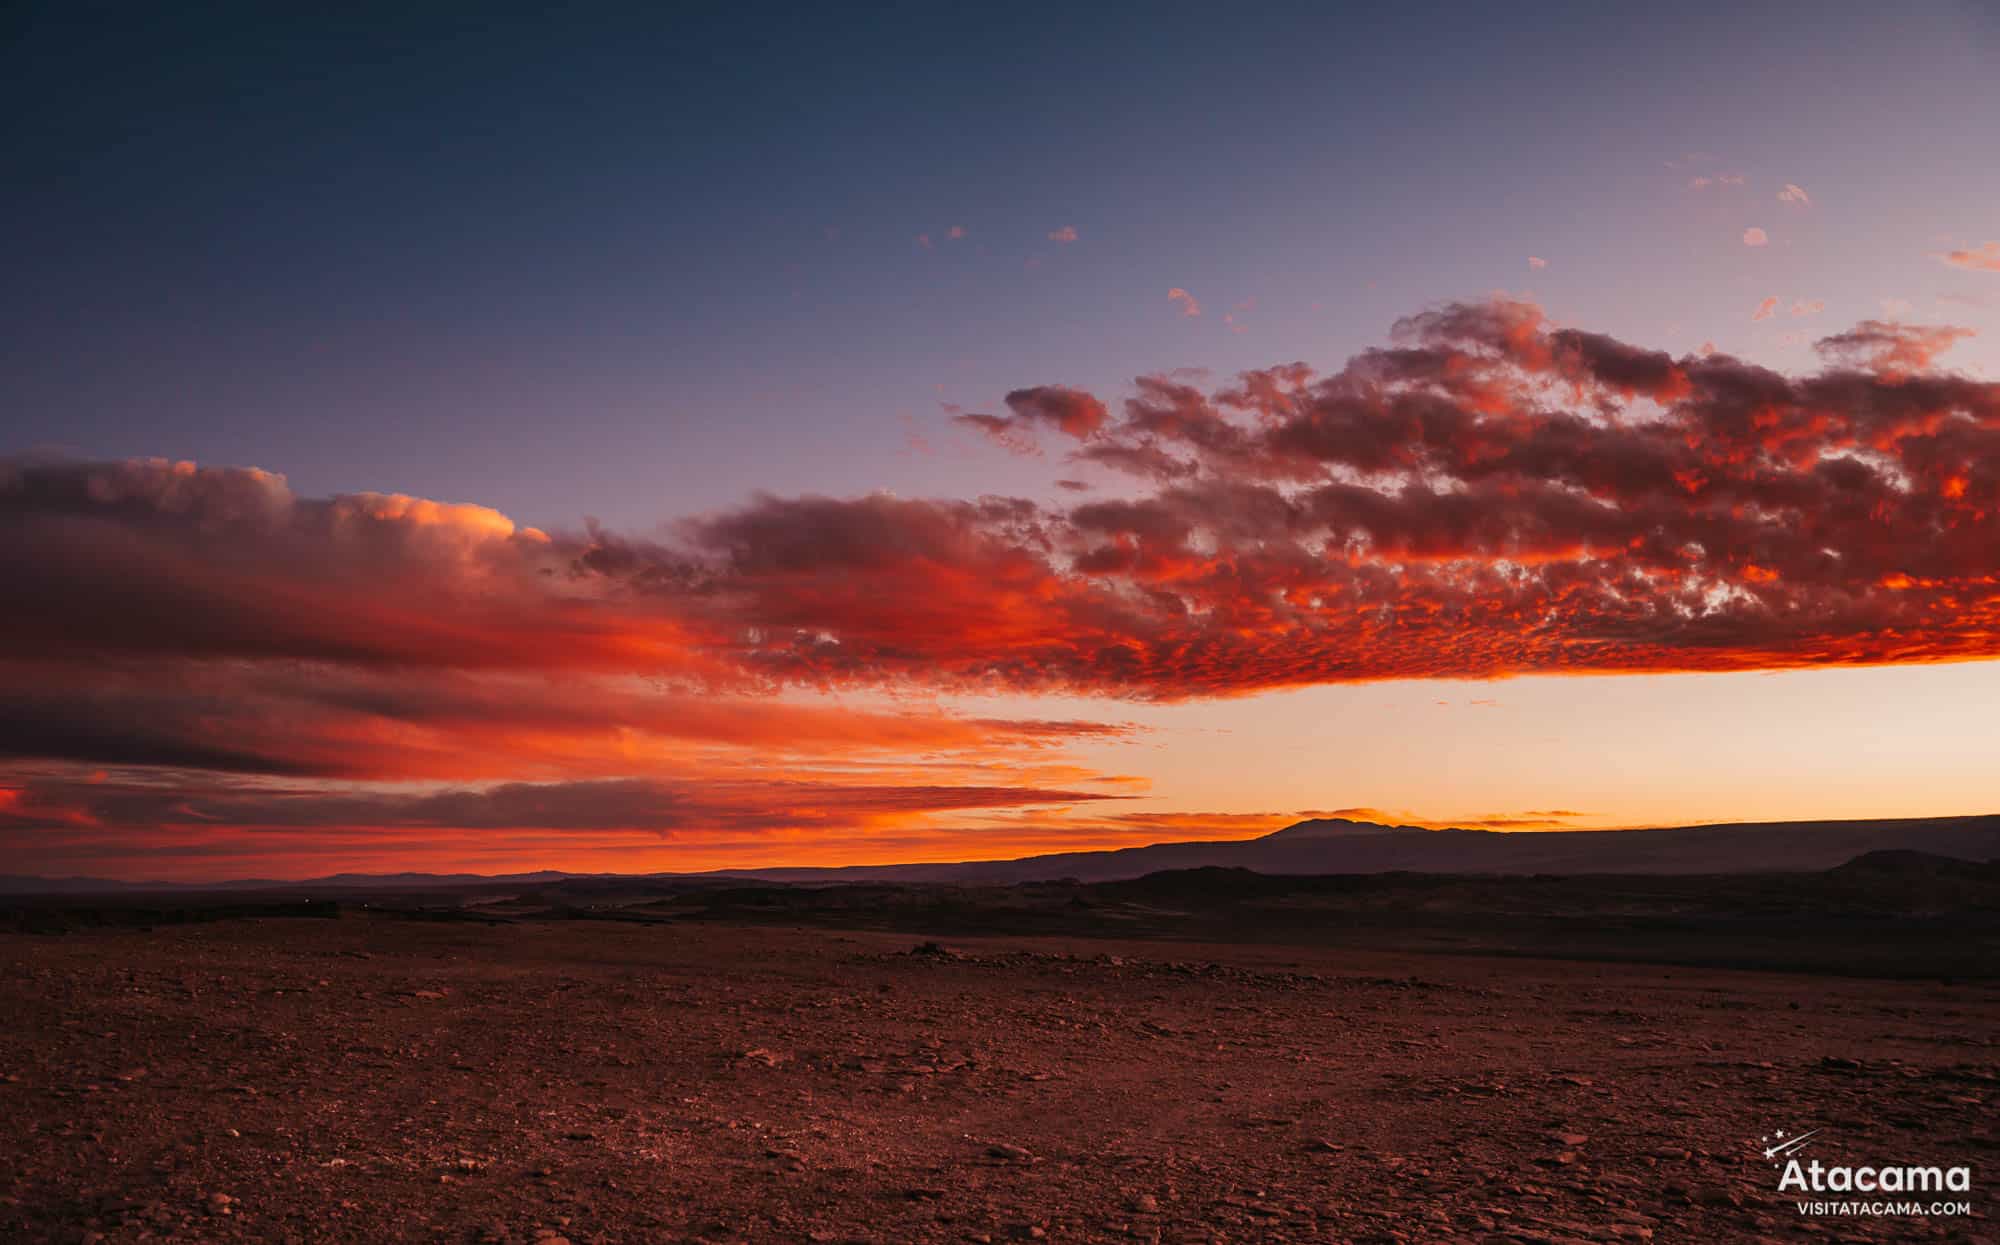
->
[{"left": 1, "top": 917, "right": 1993, "bottom": 1243}]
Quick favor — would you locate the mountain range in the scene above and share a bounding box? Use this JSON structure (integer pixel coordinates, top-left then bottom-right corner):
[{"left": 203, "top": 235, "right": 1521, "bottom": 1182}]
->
[{"left": 6, "top": 812, "right": 1998, "bottom": 894}]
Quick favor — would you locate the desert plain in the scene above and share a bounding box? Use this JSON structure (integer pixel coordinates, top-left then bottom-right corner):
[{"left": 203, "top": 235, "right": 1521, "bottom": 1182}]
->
[{"left": 1, "top": 879, "right": 1994, "bottom": 1244}]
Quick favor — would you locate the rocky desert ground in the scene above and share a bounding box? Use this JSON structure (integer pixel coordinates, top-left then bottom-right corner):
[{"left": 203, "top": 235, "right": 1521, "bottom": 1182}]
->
[{"left": 1, "top": 907, "right": 1993, "bottom": 1244}]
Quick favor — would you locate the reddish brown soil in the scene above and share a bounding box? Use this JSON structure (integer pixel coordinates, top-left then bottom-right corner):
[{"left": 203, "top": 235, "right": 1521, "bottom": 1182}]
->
[{"left": 1, "top": 918, "right": 1993, "bottom": 1243}]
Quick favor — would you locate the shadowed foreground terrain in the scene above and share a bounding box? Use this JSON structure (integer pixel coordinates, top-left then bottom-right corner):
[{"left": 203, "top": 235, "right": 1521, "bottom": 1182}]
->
[{"left": 2, "top": 896, "right": 1995, "bottom": 1243}]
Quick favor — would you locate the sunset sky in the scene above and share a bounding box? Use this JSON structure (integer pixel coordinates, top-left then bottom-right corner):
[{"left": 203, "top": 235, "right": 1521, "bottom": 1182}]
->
[{"left": 5, "top": 3, "right": 2000, "bottom": 880}]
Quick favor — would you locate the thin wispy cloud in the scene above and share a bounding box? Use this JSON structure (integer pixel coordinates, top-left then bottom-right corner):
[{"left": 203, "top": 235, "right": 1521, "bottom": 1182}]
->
[{"left": 1937, "top": 241, "right": 2000, "bottom": 273}]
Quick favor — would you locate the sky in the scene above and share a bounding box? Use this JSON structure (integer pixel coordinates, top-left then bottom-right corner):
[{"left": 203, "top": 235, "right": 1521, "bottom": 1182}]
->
[{"left": 4, "top": 1, "right": 2000, "bottom": 879}]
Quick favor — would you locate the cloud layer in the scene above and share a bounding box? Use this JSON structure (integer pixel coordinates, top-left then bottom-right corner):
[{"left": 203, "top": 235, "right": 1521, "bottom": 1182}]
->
[{"left": 9, "top": 302, "right": 1999, "bottom": 704}]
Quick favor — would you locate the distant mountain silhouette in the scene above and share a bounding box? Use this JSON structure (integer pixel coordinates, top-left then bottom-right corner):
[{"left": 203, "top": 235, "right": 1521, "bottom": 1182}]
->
[
  {"left": 1829, "top": 849, "right": 2000, "bottom": 881},
  {"left": 1257, "top": 818, "right": 1415, "bottom": 840},
  {"left": 717, "top": 814, "right": 2000, "bottom": 885},
  {"left": 4, "top": 814, "right": 1997, "bottom": 894}
]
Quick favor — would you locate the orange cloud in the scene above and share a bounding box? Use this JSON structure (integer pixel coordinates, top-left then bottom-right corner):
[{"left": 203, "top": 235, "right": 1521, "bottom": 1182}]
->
[
  {"left": 1047, "top": 225, "right": 1079, "bottom": 243},
  {"left": 1168, "top": 287, "right": 1201, "bottom": 317},
  {"left": 1813, "top": 320, "right": 1976, "bottom": 376},
  {"left": 1743, "top": 227, "right": 1768, "bottom": 247},
  {"left": 1937, "top": 241, "right": 2000, "bottom": 273},
  {"left": 0, "top": 769, "right": 1138, "bottom": 879}
]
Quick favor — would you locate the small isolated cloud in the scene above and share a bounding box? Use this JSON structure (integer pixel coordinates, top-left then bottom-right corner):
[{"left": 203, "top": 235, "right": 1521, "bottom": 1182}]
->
[
  {"left": 1937, "top": 241, "right": 2000, "bottom": 272},
  {"left": 1777, "top": 183, "right": 1811, "bottom": 205},
  {"left": 1743, "top": 227, "right": 1768, "bottom": 247},
  {"left": 946, "top": 225, "right": 967, "bottom": 240},
  {"left": 1527, "top": 256, "right": 1547, "bottom": 270},
  {"left": 1047, "top": 225, "right": 1079, "bottom": 244},
  {"left": 1815, "top": 320, "right": 1976, "bottom": 376},
  {"left": 1790, "top": 299, "right": 1824, "bottom": 317},
  {"left": 916, "top": 233, "right": 932, "bottom": 249},
  {"left": 1688, "top": 174, "right": 1745, "bottom": 189},
  {"left": 954, "top": 384, "right": 1110, "bottom": 453},
  {"left": 1167, "top": 288, "right": 1201, "bottom": 317},
  {"left": 1880, "top": 297, "right": 1914, "bottom": 319},
  {"left": 1002, "top": 386, "right": 1110, "bottom": 437},
  {"left": 1751, "top": 297, "right": 1779, "bottom": 321}
]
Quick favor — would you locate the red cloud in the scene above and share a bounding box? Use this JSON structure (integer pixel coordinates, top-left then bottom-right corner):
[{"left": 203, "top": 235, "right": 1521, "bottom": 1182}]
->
[
  {"left": 657, "top": 301, "right": 2000, "bottom": 697},
  {"left": 12, "top": 300, "right": 2000, "bottom": 714},
  {"left": 955, "top": 385, "right": 1111, "bottom": 451}
]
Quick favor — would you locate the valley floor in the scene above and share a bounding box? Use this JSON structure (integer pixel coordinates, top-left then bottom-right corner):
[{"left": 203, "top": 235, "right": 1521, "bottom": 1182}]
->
[{"left": 1, "top": 918, "right": 1993, "bottom": 1243}]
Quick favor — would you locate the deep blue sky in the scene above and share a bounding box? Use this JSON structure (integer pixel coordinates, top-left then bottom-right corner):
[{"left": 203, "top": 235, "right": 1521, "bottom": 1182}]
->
[{"left": 6, "top": 1, "right": 1997, "bottom": 529}]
